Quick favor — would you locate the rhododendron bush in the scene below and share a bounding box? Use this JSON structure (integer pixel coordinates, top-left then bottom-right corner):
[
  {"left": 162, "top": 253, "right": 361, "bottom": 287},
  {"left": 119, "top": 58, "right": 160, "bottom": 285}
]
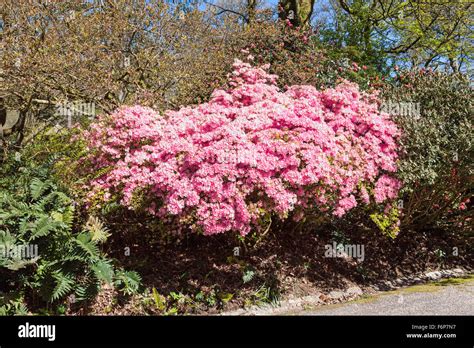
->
[
  {"left": 382, "top": 70, "right": 473, "bottom": 232},
  {"left": 82, "top": 59, "right": 401, "bottom": 236}
]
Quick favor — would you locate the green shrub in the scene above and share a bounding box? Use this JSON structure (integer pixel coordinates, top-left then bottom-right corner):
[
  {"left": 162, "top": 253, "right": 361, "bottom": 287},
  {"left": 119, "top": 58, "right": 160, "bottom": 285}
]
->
[{"left": 383, "top": 70, "right": 473, "bottom": 231}]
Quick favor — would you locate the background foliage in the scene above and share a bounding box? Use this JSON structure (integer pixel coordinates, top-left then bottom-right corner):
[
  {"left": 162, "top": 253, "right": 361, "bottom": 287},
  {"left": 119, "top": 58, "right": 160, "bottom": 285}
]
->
[{"left": 382, "top": 69, "right": 473, "bottom": 232}]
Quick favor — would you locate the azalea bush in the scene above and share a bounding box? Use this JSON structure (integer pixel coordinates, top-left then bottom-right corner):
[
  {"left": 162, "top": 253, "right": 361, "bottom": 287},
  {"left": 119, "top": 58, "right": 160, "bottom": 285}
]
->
[{"left": 80, "top": 59, "right": 401, "bottom": 236}]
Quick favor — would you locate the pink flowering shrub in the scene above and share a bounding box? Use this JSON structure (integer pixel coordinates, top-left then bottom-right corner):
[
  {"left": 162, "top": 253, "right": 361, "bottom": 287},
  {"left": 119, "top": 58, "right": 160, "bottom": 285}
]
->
[{"left": 82, "top": 59, "right": 401, "bottom": 236}]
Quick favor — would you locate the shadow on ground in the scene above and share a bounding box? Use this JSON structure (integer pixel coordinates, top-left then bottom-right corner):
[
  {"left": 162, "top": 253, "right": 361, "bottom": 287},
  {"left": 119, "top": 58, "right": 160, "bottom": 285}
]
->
[{"left": 74, "top": 210, "right": 473, "bottom": 314}]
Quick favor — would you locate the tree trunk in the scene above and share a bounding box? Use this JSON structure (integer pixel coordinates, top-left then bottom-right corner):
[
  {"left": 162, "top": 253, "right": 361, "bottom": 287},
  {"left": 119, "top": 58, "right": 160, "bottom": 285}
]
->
[
  {"left": 278, "top": 0, "right": 315, "bottom": 28},
  {"left": 247, "top": 0, "right": 257, "bottom": 25}
]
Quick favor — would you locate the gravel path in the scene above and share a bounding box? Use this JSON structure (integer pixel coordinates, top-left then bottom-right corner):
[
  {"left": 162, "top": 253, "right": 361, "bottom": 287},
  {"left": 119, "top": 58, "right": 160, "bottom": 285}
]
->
[{"left": 302, "top": 279, "right": 474, "bottom": 315}]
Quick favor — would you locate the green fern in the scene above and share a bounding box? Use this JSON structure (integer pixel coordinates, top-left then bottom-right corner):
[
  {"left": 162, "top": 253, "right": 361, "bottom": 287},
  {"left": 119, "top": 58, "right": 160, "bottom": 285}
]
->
[
  {"left": 75, "top": 232, "right": 100, "bottom": 259},
  {"left": 74, "top": 279, "right": 100, "bottom": 302},
  {"left": 91, "top": 260, "right": 114, "bottom": 284},
  {"left": 0, "top": 293, "right": 29, "bottom": 315},
  {"left": 114, "top": 270, "right": 142, "bottom": 295},
  {"left": 0, "top": 152, "right": 141, "bottom": 311},
  {"left": 29, "top": 216, "right": 59, "bottom": 240},
  {"left": 61, "top": 205, "right": 75, "bottom": 227},
  {"left": 85, "top": 216, "right": 111, "bottom": 243},
  {"left": 50, "top": 271, "right": 76, "bottom": 302},
  {"left": 30, "top": 178, "right": 52, "bottom": 201}
]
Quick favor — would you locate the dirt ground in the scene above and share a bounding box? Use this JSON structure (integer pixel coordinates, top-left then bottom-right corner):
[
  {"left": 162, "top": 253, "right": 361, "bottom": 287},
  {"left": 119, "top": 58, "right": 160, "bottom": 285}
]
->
[{"left": 69, "top": 213, "right": 473, "bottom": 315}]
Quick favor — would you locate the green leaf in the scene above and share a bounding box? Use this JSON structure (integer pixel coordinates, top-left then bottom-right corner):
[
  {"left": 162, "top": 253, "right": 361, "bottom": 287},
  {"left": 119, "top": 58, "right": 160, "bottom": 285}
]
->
[
  {"left": 50, "top": 271, "right": 75, "bottom": 302},
  {"left": 114, "top": 270, "right": 141, "bottom": 295},
  {"left": 29, "top": 178, "right": 51, "bottom": 201},
  {"left": 30, "top": 216, "right": 58, "bottom": 240},
  {"left": 218, "top": 292, "right": 234, "bottom": 304},
  {"left": 152, "top": 287, "right": 166, "bottom": 311},
  {"left": 85, "top": 216, "right": 110, "bottom": 244},
  {"left": 3, "top": 257, "right": 38, "bottom": 271},
  {"left": 75, "top": 232, "right": 100, "bottom": 259},
  {"left": 91, "top": 260, "right": 114, "bottom": 284}
]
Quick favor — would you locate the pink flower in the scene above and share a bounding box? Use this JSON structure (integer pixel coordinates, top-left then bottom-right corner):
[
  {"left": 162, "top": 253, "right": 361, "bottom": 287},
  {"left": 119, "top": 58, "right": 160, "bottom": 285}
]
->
[
  {"left": 81, "top": 59, "right": 401, "bottom": 236},
  {"left": 374, "top": 175, "right": 400, "bottom": 203},
  {"left": 334, "top": 195, "right": 358, "bottom": 216}
]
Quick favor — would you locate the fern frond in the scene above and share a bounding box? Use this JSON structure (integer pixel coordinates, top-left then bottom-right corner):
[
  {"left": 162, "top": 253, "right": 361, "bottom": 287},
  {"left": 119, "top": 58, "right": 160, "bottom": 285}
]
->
[
  {"left": 85, "top": 216, "right": 110, "bottom": 243},
  {"left": 50, "top": 271, "right": 75, "bottom": 302},
  {"left": 75, "top": 233, "right": 100, "bottom": 259},
  {"left": 114, "top": 270, "right": 141, "bottom": 295},
  {"left": 91, "top": 260, "right": 114, "bottom": 284},
  {"left": 30, "top": 178, "right": 51, "bottom": 201},
  {"left": 29, "top": 216, "right": 58, "bottom": 240},
  {"left": 62, "top": 205, "right": 75, "bottom": 227},
  {"left": 75, "top": 280, "right": 100, "bottom": 302}
]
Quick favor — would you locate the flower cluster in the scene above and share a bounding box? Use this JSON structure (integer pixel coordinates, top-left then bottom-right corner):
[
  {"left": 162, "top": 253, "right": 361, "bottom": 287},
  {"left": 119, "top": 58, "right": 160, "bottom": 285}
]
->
[{"left": 82, "top": 59, "right": 401, "bottom": 235}]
